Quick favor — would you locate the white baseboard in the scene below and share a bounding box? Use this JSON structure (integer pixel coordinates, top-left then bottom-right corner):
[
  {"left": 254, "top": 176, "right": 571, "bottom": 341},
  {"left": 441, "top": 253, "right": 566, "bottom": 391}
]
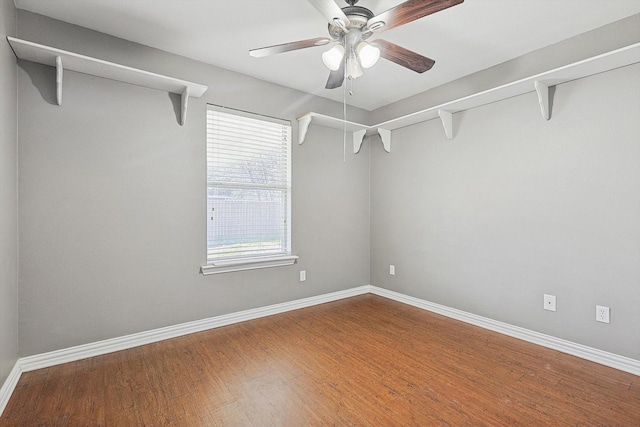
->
[
  {"left": 3, "top": 284, "right": 638, "bottom": 418},
  {"left": 369, "top": 286, "right": 640, "bottom": 376},
  {"left": 0, "top": 361, "right": 21, "bottom": 416},
  {"left": 19, "top": 285, "right": 371, "bottom": 373}
]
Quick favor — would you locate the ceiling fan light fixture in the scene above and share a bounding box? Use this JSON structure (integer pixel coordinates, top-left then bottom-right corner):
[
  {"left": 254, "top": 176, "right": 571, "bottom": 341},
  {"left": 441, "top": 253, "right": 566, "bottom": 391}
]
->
[
  {"left": 356, "top": 41, "right": 380, "bottom": 68},
  {"left": 322, "top": 44, "right": 345, "bottom": 71}
]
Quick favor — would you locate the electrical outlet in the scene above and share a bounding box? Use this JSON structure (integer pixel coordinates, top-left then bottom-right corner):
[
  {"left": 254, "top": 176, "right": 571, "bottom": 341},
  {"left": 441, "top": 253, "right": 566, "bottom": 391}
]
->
[
  {"left": 543, "top": 294, "right": 556, "bottom": 312},
  {"left": 389, "top": 265, "right": 395, "bottom": 276},
  {"left": 596, "top": 305, "right": 610, "bottom": 323},
  {"left": 299, "top": 270, "right": 306, "bottom": 282}
]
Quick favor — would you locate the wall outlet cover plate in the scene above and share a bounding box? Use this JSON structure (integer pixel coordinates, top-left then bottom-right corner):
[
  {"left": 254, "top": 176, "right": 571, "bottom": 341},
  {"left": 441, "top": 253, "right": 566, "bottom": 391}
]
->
[
  {"left": 596, "top": 305, "right": 610, "bottom": 323},
  {"left": 544, "top": 294, "right": 556, "bottom": 312}
]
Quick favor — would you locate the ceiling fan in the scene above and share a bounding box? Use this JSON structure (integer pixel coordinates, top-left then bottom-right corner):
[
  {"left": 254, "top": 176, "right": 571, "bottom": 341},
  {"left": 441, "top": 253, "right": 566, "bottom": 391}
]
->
[{"left": 249, "top": 0, "right": 464, "bottom": 89}]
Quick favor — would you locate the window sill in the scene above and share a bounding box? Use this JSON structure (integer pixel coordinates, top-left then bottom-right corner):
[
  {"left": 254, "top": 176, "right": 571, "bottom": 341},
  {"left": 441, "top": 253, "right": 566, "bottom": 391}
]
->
[{"left": 200, "top": 255, "right": 299, "bottom": 275}]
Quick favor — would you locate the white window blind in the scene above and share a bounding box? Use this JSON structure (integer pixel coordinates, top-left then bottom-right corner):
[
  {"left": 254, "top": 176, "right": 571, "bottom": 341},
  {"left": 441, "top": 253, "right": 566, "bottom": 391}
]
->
[{"left": 206, "top": 105, "right": 292, "bottom": 264}]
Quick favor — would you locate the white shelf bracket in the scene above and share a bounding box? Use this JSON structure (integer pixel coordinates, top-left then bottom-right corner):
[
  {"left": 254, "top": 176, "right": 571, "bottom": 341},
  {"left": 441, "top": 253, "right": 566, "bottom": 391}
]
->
[
  {"left": 535, "top": 80, "right": 551, "bottom": 120},
  {"left": 353, "top": 129, "right": 366, "bottom": 154},
  {"left": 180, "top": 87, "right": 189, "bottom": 126},
  {"left": 438, "top": 110, "right": 453, "bottom": 140},
  {"left": 298, "top": 115, "right": 312, "bottom": 144},
  {"left": 377, "top": 128, "right": 391, "bottom": 152},
  {"left": 55, "top": 55, "right": 63, "bottom": 106}
]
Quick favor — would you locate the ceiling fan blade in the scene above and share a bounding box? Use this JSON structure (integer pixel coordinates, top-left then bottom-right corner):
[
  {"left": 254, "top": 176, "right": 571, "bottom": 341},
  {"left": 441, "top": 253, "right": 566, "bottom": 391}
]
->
[
  {"left": 249, "top": 37, "right": 332, "bottom": 58},
  {"left": 307, "top": 0, "right": 350, "bottom": 28},
  {"left": 373, "top": 40, "right": 435, "bottom": 73},
  {"left": 325, "top": 60, "right": 345, "bottom": 89},
  {"left": 367, "top": 0, "right": 464, "bottom": 33}
]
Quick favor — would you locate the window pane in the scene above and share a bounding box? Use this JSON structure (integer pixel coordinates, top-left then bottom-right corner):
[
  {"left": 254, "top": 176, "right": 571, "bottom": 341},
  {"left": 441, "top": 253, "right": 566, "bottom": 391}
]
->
[
  {"left": 207, "top": 187, "right": 286, "bottom": 260},
  {"left": 207, "top": 111, "right": 289, "bottom": 187}
]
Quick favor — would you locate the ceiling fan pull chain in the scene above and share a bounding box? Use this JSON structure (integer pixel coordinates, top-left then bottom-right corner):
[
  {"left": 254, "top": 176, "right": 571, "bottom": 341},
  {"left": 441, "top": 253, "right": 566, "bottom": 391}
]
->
[{"left": 343, "top": 59, "right": 347, "bottom": 162}]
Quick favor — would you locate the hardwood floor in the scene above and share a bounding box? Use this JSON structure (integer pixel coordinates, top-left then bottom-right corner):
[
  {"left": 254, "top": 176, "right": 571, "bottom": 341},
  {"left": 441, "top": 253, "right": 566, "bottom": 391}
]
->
[{"left": 2, "top": 294, "right": 639, "bottom": 426}]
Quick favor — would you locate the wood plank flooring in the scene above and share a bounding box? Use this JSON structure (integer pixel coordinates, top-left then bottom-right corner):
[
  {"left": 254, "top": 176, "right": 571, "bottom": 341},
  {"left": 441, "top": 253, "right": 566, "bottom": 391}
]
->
[{"left": 2, "top": 294, "right": 639, "bottom": 426}]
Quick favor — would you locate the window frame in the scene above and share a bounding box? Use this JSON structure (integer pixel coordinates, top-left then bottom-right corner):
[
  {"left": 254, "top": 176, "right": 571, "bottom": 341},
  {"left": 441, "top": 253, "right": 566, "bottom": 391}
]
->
[{"left": 201, "top": 105, "right": 298, "bottom": 275}]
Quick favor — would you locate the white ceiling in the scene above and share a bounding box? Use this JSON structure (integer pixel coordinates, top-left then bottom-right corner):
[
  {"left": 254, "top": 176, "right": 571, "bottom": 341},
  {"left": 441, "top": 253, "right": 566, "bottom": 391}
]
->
[{"left": 14, "top": 0, "right": 640, "bottom": 111}]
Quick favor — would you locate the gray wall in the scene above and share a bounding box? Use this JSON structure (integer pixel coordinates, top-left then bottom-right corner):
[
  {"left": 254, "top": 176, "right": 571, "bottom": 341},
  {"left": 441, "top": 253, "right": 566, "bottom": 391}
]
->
[
  {"left": 0, "top": 0, "right": 18, "bottom": 385},
  {"left": 17, "top": 11, "right": 370, "bottom": 356},
  {"left": 370, "top": 60, "right": 640, "bottom": 359}
]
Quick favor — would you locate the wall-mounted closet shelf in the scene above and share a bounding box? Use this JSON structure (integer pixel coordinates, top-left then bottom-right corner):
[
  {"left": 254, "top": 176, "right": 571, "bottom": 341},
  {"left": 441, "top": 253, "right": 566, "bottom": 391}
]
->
[
  {"left": 298, "top": 41, "right": 640, "bottom": 152},
  {"left": 7, "top": 36, "right": 208, "bottom": 125}
]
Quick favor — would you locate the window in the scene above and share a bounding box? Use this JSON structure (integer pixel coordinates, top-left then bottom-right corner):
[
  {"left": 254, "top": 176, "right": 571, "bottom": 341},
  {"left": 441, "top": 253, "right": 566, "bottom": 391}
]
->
[{"left": 201, "top": 105, "right": 297, "bottom": 275}]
